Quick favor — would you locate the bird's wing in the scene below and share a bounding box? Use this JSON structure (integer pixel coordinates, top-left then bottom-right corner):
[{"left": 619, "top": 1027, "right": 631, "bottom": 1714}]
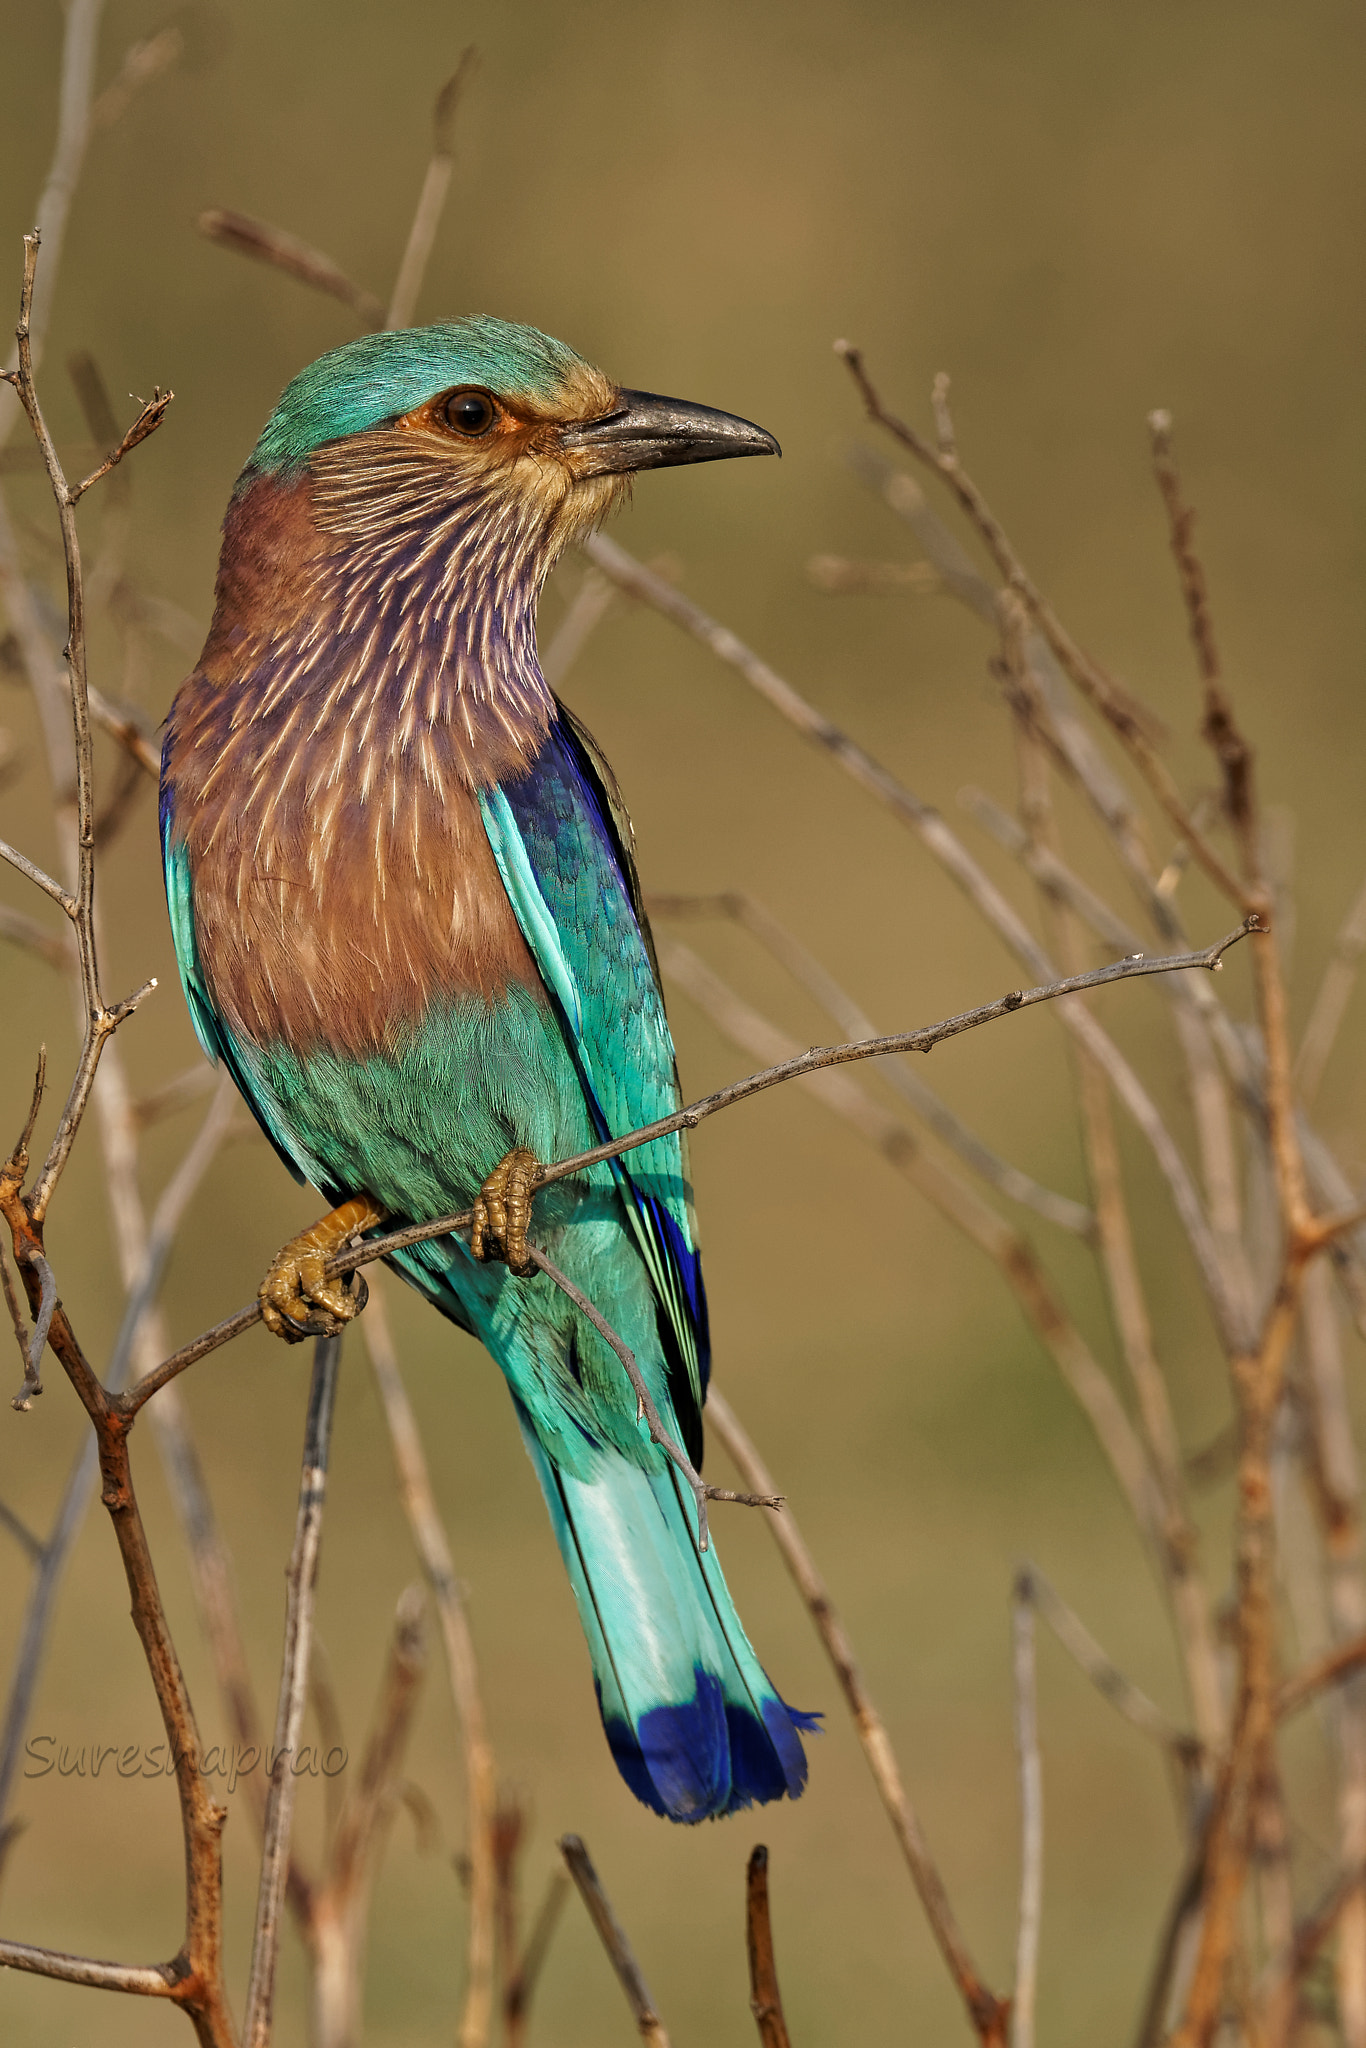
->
[{"left": 478, "top": 709, "right": 710, "bottom": 1456}]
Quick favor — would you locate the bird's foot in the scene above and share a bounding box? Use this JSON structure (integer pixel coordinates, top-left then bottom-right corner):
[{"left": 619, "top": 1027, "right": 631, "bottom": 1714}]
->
[
  {"left": 470, "top": 1147, "right": 541, "bottom": 1279},
  {"left": 259, "top": 1193, "right": 387, "bottom": 1344}
]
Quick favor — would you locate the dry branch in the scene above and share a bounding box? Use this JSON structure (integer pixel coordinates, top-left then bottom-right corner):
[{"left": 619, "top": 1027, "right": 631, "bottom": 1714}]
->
[
  {"left": 745, "top": 1846, "right": 792, "bottom": 2048},
  {"left": 707, "top": 1388, "right": 1009, "bottom": 2047},
  {"left": 197, "top": 210, "right": 386, "bottom": 327},
  {"left": 560, "top": 1834, "right": 672, "bottom": 2046},
  {"left": 361, "top": 1283, "right": 497, "bottom": 2048},
  {"left": 243, "top": 1334, "right": 342, "bottom": 2046}
]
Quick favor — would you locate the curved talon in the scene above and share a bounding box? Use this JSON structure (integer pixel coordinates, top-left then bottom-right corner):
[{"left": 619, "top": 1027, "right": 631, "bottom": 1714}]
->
[
  {"left": 470, "top": 1146, "right": 541, "bottom": 1278},
  {"left": 258, "top": 1194, "right": 385, "bottom": 1346}
]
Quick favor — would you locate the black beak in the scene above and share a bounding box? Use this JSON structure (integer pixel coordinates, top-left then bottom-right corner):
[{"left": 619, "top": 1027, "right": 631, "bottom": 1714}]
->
[{"left": 563, "top": 390, "right": 780, "bottom": 475}]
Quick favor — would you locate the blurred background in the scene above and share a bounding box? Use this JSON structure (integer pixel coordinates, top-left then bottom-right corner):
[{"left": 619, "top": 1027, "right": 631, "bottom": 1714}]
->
[{"left": 1, "top": 1, "right": 1365, "bottom": 2041}]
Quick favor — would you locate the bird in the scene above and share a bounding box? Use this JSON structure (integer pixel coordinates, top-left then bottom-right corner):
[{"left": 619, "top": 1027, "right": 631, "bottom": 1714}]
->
[{"left": 159, "top": 317, "right": 817, "bottom": 1822}]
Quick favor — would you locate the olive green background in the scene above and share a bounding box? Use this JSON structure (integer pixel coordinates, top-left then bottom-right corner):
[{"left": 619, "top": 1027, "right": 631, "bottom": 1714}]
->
[{"left": 1, "top": 2, "right": 1365, "bottom": 2041}]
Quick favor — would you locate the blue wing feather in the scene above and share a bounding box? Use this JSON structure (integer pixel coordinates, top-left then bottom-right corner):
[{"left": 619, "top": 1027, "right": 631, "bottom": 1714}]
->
[{"left": 481, "top": 710, "right": 710, "bottom": 1457}]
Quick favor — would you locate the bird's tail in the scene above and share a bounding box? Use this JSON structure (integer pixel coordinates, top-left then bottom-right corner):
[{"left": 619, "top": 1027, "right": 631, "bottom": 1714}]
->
[{"left": 516, "top": 1413, "right": 818, "bottom": 1822}]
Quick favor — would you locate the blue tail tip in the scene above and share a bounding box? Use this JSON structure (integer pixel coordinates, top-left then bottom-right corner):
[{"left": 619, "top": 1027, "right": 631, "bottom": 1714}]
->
[{"left": 600, "top": 1669, "right": 821, "bottom": 1824}]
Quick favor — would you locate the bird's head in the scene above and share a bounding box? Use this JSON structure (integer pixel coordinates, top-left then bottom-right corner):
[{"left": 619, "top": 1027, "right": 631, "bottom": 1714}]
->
[{"left": 240, "top": 315, "right": 778, "bottom": 569}]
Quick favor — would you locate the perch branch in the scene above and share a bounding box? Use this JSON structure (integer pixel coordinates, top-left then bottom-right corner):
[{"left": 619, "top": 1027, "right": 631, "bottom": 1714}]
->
[{"left": 123, "top": 916, "right": 1258, "bottom": 1417}]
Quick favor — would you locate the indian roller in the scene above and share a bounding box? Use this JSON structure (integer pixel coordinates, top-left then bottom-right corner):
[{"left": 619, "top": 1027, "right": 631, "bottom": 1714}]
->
[{"left": 159, "top": 318, "right": 817, "bottom": 1821}]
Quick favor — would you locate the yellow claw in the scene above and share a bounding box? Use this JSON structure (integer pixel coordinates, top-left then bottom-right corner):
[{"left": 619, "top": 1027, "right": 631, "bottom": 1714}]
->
[
  {"left": 470, "top": 1147, "right": 540, "bottom": 1279},
  {"left": 258, "top": 1193, "right": 387, "bottom": 1344}
]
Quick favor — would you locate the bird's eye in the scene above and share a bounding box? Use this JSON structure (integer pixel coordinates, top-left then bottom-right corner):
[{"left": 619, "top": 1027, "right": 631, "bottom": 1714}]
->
[{"left": 442, "top": 389, "right": 497, "bottom": 438}]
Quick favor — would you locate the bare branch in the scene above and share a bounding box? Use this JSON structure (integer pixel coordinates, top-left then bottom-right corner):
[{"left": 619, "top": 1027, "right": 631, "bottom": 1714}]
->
[
  {"left": 649, "top": 888, "right": 1096, "bottom": 1239},
  {"left": 1011, "top": 1575, "right": 1043, "bottom": 2048},
  {"left": 526, "top": 1244, "right": 779, "bottom": 1552},
  {"left": 243, "top": 1334, "right": 342, "bottom": 2047},
  {"left": 834, "top": 341, "right": 1256, "bottom": 913},
  {"left": 361, "top": 1282, "right": 497, "bottom": 2048},
  {"left": 11, "top": 1250, "right": 55, "bottom": 1408},
  {"left": 0, "top": 0, "right": 106, "bottom": 449},
  {"left": 196, "top": 209, "right": 386, "bottom": 328},
  {"left": 0, "top": 902, "right": 74, "bottom": 967},
  {"left": 90, "top": 23, "right": 183, "bottom": 130},
  {"left": 806, "top": 553, "right": 942, "bottom": 595},
  {"left": 745, "top": 1845, "right": 792, "bottom": 2048},
  {"left": 1022, "top": 1567, "right": 1197, "bottom": 1758},
  {"left": 0, "top": 839, "right": 76, "bottom": 916},
  {"left": 707, "top": 1388, "right": 1009, "bottom": 2046},
  {"left": 559, "top": 1835, "right": 672, "bottom": 2047},
  {"left": 385, "top": 49, "right": 479, "bottom": 330},
  {"left": 1296, "top": 864, "right": 1366, "bottom": 1106},
  {"left": 69, "top": 387, "right": 174, "bottom": 503},
  {"left": 0, "top": 1937, "right": 178, "bottom": 1996}
]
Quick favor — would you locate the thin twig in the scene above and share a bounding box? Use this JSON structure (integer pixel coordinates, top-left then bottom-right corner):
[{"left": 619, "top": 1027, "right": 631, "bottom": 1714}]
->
[
  {"left": 559, "top": 1835, "right": 672, "bottom": 2047},
  {"left": 0, "top": 0, "right": 106, "bottom": 449},
  {"left": 582, "top": 531, "right": 1255, "bottom": 1352},
  {"left": 834, "top": 342, "right": 1256, "bottom": 913},
  {"left": 196, "top": 210, "right": 386, "bottom": 327},
  {"left": 503, "top": 1869, "right": 570, "bottom": 2047},
  {"left": 1296, "top": 865, "right": 1366, "bottom": 1106},
  {"left": 361, "top": 1282, "right": 497, "bottom": 2048},
  {"left": 706, "top": 1389, "right": 1009, "bottom": 2046},
  {"left": 12, "top": 1250, "right": 55, "bottom": 1407},
  {"left": 68, "top": 387, "right": 173, "bottom": 502},
  {"left": 1023, "top": 1567, "right": 1197, "bottom": 1759},
  {"left": 745, "top": 1845, "right": 792, "bottom": 2048},
  {"left": 309, "top": 1586, "right": 428, "bottom": 2048},
  {"left": 648, "top": 888, "right": 1095, "bottom": 1238},
  {"left": 124, "top": 924, "right": 1252, "bottom": 1460},
  {"left": 1011, "top": 1575, "right": 1043, "bottom": 2048},
  {"left": 385, "top": 49, "right": 478, "bottom": 330},
  {"left": 526, "top": 1243, "right": 778, "bottom": 1552},
  {"left": 243, "top": 1334, "right": 343, "bottom": 2047}
]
